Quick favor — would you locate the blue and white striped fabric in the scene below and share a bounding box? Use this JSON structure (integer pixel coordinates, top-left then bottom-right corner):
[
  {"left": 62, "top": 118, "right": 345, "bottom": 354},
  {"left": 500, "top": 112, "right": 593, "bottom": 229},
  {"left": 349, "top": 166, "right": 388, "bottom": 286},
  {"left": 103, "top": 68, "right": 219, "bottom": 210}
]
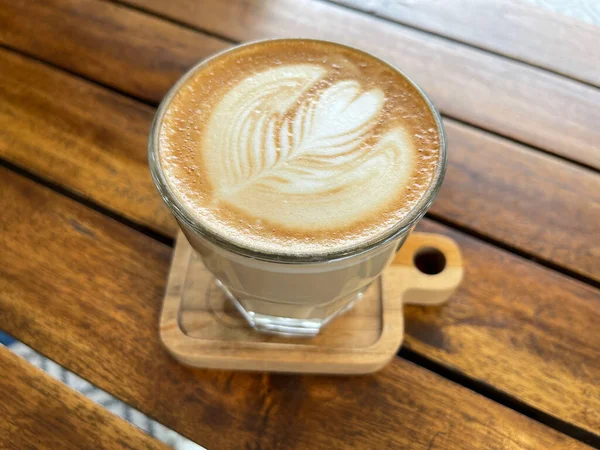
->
[{"left": 2, "top": 333, "right": 204, "bottom": 450}]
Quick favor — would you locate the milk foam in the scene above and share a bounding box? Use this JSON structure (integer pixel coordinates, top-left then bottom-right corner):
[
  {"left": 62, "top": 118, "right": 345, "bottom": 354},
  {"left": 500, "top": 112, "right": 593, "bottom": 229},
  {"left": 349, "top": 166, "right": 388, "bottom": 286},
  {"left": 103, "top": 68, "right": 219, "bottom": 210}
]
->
[
  {"left": 158, "top": 40, "right": 442, "bottom": 256},
  {"left": 204, "top": 64, "right": 414, "bottom": 229}
]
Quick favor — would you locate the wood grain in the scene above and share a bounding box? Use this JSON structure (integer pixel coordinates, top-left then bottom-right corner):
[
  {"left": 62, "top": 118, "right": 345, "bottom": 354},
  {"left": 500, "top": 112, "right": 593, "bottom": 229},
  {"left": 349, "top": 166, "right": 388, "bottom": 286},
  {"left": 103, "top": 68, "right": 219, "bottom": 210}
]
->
[
  {"left": 113, "top": 0, "right": 600, "bottom": 169},
  {"left": 0, "top": 168, "right": 592, "bottom": 449},
  {"left": 0, "top": 0, "right": 229, "bottom": 103},
  {"left": 1, "top": 46, "right": 598, "bottom": 281},
  {"left": 332, "top": 0, "right": 600, "bottom": 87},
  {"left": 438, "top": 119, "right": 600, "bottom": 280},
  {"left": 0, "top": 47, "right": 176, "bottom": 237},
  {"left": 0, "top": 346, "right": 167, "bottom": 450},
  {"left": 410, "top": 219, "right": 600, "bottom": 437}
]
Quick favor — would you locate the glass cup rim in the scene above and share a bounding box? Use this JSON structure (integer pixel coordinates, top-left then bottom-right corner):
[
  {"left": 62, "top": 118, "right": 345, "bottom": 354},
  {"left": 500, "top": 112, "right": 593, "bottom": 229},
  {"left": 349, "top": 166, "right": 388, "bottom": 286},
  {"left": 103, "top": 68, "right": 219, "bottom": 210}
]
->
[{"left": 148, "top": 38, "right": 447, "bottom": 265}]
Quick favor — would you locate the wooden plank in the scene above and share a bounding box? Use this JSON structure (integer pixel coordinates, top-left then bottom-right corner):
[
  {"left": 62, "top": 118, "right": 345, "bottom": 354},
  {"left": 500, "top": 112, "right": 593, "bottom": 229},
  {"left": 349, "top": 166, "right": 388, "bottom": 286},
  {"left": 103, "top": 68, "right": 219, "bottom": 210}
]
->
[
  {"left": 0, "top": 48, "right": 176, "bottom": 237},
  {"left": 0, "top": 346, "right": 167, "bottom": 450},
  {"left": 112, "top": 0, "right": 600, "bottom": 169},
  {"left": 333, "top": 0, "right": 600, "bottom": 87},
  {"left": 0, "top": 168, "right": 593, "bottom": 449},
  {"left": 1, "top": 46, "right": 598, "bottom": 282},
  {"left": 438, "top": 119, "right": 600, "bottom": 281},
  {"left": 410, "top": 219, "right": 600, "bottom": 437},
  {"left": 0, "top": 0, "right": 229, "bottom": 103}
]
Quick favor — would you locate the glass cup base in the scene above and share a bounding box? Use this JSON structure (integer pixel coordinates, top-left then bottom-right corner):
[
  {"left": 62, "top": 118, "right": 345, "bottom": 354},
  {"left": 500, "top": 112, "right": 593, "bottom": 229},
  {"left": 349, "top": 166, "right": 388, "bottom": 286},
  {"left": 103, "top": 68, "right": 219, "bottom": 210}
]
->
[{"left": 215, "top": 280, "right": 366, "bottom": 337}]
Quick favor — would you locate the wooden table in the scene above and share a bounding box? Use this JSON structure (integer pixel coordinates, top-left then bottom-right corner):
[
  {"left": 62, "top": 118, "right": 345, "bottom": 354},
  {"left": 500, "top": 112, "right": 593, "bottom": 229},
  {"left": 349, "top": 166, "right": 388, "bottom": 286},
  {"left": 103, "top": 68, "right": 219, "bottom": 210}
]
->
[{"left": 1, "top": 0, "right": 598, "bottom": 448}]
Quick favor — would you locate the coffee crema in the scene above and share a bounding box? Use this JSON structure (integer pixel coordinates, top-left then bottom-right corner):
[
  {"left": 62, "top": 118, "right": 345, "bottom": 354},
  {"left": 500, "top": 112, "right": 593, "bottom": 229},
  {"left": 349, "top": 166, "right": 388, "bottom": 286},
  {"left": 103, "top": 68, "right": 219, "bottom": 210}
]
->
[{"left": 158, "top": 39, "right": 442, "bottom": 256}]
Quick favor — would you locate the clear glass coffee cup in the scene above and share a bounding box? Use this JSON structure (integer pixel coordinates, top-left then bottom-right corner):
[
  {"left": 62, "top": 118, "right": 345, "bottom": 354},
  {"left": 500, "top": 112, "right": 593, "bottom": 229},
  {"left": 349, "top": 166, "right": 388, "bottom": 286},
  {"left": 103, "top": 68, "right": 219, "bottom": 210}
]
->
[{"left": 149, "top": 39, "right": 447, "bottom": 337}]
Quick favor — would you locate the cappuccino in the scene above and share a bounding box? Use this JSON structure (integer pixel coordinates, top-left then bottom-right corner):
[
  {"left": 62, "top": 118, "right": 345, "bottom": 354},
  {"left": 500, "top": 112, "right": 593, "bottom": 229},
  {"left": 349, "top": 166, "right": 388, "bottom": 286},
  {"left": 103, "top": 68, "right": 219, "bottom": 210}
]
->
[
  {"left": 157, "top": 39, "right": 441, "bottom": 257},
  {"left": 150, "top": 39, "right": 445, "bottom": 335}
]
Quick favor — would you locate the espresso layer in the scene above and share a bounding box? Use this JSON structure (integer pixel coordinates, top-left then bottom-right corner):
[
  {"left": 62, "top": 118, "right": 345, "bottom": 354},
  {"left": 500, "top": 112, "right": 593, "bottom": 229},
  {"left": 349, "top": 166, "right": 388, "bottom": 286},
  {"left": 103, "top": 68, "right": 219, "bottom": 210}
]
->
[{"left": 158, "top": 39, "right": 442, "bottom": 256}]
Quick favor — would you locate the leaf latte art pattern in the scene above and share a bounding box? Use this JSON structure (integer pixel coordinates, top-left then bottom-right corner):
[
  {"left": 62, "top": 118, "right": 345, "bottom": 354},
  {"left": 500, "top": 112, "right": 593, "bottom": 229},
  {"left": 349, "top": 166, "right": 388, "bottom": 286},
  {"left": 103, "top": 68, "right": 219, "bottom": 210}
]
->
[{"left": 203, "top": 64, "right": 415, "bottom": 230}]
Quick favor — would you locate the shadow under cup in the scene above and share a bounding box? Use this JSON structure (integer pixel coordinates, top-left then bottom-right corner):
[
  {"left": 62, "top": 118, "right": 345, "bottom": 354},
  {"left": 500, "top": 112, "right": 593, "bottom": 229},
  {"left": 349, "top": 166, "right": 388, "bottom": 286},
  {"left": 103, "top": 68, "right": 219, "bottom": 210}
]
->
[{"left": 148, "top": 39, "right": 447, "bottom": 337}]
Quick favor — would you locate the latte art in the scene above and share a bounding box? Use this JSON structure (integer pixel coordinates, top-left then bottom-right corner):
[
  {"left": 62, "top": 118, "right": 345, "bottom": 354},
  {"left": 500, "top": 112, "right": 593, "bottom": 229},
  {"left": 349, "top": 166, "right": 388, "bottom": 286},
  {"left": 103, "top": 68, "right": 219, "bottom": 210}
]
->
[
  {"left": 204, "top": 65, "right": 413, "bottom": 229},
  {"left": 158, "top": 40, "right": 442, "bottom": 256}
]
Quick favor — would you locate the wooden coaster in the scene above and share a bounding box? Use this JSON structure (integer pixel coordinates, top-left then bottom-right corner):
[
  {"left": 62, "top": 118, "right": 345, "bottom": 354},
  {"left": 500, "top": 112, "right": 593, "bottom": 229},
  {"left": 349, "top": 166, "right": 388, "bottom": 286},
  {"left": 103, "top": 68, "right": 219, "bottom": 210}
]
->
[{"left": 160, "top": 232, "right": 463, "bottom": 374}]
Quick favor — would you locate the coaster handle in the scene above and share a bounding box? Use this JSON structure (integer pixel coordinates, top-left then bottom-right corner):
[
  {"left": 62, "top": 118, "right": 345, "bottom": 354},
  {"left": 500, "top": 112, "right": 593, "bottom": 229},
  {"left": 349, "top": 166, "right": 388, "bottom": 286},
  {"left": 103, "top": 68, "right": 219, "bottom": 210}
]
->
[{"left": 390, "top": 232, "right": 463, "bottom": 306}]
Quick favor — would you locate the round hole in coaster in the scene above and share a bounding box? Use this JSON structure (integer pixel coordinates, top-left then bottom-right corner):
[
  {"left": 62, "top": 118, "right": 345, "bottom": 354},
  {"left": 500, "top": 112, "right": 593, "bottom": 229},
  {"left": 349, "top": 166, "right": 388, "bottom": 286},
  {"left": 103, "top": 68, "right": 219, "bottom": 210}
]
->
[{"left": 413, "top": 247, "right": 446, "bottom": 275}]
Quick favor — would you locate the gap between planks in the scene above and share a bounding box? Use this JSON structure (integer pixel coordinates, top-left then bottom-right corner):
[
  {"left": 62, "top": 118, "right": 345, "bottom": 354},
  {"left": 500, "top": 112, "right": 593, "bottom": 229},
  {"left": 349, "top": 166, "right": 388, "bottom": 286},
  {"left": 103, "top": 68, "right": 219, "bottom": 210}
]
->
[
  {"left": 50, "top": 0, "right": 600, "bottom": 174},
  {"left": 320, "top": 0, "right": 600, "bottom": 90},
  {"left": 102, "top": 0, "right": 600, "bottom": 171},
  {"left": 399, "top": 348, "right": 600, "bottom": 447}
]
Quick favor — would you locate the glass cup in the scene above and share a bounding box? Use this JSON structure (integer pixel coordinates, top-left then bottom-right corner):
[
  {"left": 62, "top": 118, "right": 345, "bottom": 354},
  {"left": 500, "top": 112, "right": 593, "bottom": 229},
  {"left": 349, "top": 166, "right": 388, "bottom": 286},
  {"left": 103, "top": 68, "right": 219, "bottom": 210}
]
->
[{"left": 149, "top": 39, "right": 447, "bottom": 337}]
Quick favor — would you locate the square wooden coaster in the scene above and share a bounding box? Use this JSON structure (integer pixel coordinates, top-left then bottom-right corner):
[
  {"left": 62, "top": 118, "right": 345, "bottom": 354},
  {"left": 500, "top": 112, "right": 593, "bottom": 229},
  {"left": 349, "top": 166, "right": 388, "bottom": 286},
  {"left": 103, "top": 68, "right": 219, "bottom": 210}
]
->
[{"left": 159, "top": 232, "right": 462, "bottom": 374}]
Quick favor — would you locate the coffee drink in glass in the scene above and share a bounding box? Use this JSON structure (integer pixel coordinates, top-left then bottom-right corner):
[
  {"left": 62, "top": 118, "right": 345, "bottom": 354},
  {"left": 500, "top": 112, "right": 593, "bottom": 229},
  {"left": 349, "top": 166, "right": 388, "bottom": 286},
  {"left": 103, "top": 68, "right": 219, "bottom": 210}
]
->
[{"left": 149, "top": 39, "right": 446, "bottom": 336}]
